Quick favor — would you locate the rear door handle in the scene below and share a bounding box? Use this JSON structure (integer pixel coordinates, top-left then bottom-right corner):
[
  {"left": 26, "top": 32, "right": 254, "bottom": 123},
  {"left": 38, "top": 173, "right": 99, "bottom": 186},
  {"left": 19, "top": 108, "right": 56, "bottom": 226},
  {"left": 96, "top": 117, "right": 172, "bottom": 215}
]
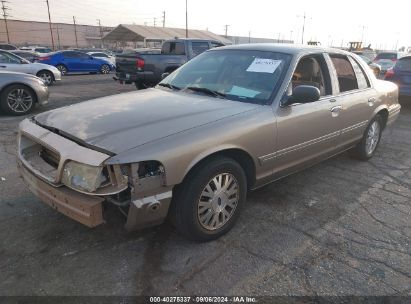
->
[{"left": 0, "top": 65, "right": 6, "bottom": 68}]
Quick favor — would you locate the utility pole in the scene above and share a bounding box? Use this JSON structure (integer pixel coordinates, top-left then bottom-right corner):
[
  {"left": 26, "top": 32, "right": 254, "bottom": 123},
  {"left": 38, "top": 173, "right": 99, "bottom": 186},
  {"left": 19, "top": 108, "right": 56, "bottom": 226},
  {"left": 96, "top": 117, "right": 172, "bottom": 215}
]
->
[
  {"left": 185, "top": 0, "right": 188, "bottom": 38},
  {"left": 97, "top": 19, "right": 103, "bottom": 48},
  {"left": 290, "top": 30, "right": 293, "bottom": 43},
  {"left": 224, "top": 24, "right": 230, "bottom": 37},
  {"left": 297, "top": 12, "right": 311, "bottom": 44},
  {"left": 162, "top": 11, "right": 165, "bottom": 27},
  {"left": 248, "top": 31, "right": 251, "bottom": 43},
  {"left": 56, "top": 23, "right": 61, "bottom": 49},
  {"left": 72, "top": 16, "right": 78, "bottom": 48},
  {"left": 153, "top": 17, "right": 156, "bottom": 27},
  {"left": 45, "top": 0, "right": 55, "bottom": 50},
  {"left": 1, "top": 0, "right": 10, "bottom": 43}
]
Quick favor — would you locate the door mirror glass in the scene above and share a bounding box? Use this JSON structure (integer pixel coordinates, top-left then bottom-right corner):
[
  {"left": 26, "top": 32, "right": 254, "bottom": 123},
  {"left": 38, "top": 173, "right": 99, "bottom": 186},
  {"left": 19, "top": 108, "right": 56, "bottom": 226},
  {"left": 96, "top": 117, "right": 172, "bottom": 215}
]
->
[{"left": 284, "top": 85, "right": 320, "bottom": 106}]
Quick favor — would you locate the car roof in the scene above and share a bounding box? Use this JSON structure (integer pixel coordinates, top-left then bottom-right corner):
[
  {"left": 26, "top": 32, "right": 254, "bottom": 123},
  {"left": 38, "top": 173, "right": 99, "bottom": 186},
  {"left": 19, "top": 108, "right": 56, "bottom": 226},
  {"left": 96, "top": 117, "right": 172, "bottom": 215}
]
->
[{"left": 210, "top": 43, "right": 351, "bottom": 56}]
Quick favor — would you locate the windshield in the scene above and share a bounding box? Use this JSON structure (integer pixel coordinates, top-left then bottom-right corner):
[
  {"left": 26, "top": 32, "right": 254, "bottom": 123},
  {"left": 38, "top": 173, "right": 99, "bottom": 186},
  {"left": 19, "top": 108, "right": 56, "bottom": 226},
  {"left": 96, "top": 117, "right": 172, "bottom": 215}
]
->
[{"left": 159, "top": 49, "right": 291, "bottom": 104}]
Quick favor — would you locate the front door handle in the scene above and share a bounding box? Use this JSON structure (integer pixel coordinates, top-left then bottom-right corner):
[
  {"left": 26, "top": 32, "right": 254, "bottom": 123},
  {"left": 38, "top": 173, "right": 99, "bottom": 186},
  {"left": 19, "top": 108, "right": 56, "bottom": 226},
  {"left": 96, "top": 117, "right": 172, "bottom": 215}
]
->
[
  {"left": 330, "top": 105, "right": 343, "bottom": 117},
  {"left": 0, "top": 65, "right": 6, "bottom": 68}
]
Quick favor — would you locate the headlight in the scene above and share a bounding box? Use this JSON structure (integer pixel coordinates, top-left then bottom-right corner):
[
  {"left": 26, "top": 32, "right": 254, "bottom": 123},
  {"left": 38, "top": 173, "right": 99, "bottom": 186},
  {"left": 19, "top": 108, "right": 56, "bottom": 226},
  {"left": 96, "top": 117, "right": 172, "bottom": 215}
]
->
[{"left": 62, "top": 161, "right": 108, "bottom": 193}]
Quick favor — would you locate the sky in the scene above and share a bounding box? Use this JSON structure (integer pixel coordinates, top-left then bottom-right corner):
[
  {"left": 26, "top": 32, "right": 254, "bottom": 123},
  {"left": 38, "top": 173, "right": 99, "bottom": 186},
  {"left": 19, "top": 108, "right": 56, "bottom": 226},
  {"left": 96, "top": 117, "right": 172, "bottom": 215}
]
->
[{"left": 4, "top": 0, "right": 411, "bottom": 49}]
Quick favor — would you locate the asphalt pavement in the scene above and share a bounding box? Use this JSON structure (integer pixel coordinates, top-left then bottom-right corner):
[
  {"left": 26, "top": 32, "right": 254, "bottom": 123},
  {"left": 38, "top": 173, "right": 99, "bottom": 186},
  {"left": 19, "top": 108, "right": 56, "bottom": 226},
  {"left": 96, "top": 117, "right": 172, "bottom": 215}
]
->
[{"left": 0, "top": 74, "right": 410, "bottom": 296}]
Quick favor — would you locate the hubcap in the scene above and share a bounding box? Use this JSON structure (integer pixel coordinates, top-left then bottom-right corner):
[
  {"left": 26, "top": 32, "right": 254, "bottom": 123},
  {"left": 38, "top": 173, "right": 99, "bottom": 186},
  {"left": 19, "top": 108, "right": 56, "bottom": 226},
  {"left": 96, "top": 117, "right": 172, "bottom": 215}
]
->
[
  {"left": 197, "top": 173, "right": 239, "bottom": 231},
  {"left": 39, "top": 72, "right": 52, "bottom": 85},
  {"left": 365, "top": 121, "right": 380, "bottom": 155},
  {"left": 7, "top": 88, "right": 33, "bottom": 113}
]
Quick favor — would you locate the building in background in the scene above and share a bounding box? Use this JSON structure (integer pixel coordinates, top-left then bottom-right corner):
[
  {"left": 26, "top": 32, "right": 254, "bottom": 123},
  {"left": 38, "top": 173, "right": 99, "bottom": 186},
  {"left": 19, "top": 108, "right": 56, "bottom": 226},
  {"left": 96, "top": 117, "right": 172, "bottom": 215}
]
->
[
  {"left": 102, "top": 24, "right": 232, "bottom": 49},
  {"left": 0, "top": 19, "right": 113, "bottom": 49}
]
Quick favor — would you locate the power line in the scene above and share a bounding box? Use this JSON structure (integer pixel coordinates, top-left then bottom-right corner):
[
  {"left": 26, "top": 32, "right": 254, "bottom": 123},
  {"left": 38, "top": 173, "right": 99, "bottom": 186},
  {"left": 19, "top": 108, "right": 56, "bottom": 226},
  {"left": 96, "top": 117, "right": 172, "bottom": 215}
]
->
[{"left": 1, "top": 0, "right": 10, "bottom": 43}]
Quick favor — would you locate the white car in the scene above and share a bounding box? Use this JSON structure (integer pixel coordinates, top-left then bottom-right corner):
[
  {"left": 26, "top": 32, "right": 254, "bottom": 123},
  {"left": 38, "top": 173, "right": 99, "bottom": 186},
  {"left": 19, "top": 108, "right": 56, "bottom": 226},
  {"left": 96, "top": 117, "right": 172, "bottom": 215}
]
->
[
  {"left": 87, "top": 51, "right": 115, "bottom": 65},
  {"left": 0, "top": 50, "right": 61, "bottom": 85},
  {"left": 20, "top": 46, "right": 52, "bottom": 54}
]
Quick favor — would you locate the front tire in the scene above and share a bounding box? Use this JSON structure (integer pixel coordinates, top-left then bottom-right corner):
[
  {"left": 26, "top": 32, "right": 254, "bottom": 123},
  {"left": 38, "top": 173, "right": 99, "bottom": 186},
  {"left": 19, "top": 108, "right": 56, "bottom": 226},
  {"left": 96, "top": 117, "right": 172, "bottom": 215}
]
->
[
  {"left": 350, "top": 115, "right": 383, "bottom": 160},
  {"left": 170, "top": 157, "right": 247, "bottom": 241},
  {"left": 36, "top": 70, "right": 54, "bottom": 86},
  {"left": 0, "top": 85, "right": 35, "bottom": 115}
]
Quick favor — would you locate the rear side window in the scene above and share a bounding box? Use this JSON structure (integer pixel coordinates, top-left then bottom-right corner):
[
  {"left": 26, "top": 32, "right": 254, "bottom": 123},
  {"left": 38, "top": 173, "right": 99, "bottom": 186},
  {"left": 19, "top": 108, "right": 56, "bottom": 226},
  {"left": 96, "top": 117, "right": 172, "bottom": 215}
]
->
[
  {"left": 191, "top": 42, "right": 210, "bottom": 57},
  {"left": 161, "top": 42, "right": 185, "bottom": 55},
  {"left": 375, "top": 53, "right": 397, "bottom": 60},
  {"left": 329, "top": 55, "right": 358, "bottom": 92},
  {"left": 395, "top": 57, "right": 411, "bottom": 71},
  {"left": 348, "top": 56, "right": 370, "bottom": 89}
]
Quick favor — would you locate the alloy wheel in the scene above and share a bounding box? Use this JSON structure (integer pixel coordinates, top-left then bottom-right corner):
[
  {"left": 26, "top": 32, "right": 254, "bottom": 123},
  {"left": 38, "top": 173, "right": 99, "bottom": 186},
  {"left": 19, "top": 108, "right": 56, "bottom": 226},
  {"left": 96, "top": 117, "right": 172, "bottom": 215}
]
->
[
  {"left": 7, "top": 88, "right": 33, "bottom": 113},
  {"left": 197, "top": 173, "right": 240, "bottom": 231},
  {"left": 365, "top": 121, "right": 381, "bottom": 155}
]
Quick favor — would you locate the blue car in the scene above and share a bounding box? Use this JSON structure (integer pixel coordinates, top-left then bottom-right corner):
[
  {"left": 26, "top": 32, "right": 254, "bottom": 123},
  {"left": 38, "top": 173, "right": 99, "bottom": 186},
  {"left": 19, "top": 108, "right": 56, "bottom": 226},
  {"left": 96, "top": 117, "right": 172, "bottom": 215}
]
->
[
  {"left": 385, "top": 56, "right": 411, "bottom": 98},
  {"left": 37, "top": 50, "right": 115, "bottom": 75}
]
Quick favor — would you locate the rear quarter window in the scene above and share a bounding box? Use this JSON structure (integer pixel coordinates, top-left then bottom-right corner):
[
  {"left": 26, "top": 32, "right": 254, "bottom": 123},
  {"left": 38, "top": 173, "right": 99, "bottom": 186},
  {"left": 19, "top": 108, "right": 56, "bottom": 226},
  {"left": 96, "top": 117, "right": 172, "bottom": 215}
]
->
[{"left": 395, "top": 57, "right": 411, "bottom": 71}]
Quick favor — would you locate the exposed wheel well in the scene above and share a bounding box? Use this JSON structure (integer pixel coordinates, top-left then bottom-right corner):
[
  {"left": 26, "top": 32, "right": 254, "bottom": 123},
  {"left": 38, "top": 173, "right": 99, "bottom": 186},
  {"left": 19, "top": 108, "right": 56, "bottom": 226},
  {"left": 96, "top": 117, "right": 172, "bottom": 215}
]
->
[
  {"left": 36, "top": 69, "right": 54, "bottom": 81},
  {"left": 0, "top": 83, "right": 38, "bottom": 103},
  {"left": 185, "top": 149, "right": 256, "bottom": 190},
  {"left": 377, "top": 109, "right": 389, "bottom": 129}
]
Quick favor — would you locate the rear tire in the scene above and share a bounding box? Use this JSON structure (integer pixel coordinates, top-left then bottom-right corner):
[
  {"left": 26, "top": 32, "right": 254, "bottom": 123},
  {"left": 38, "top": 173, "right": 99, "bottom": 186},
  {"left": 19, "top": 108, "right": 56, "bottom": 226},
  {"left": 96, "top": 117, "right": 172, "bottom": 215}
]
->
[
  {"left": 100, "top": 64, "right": 111, "bottom": 74},
  {"left": 349, "top": 115, "right": 383, "bottom": 160},
  {"left": 56, "top": 64, "right": 68, "bottom": 75},
  {"left": 135, "top": 82, "right": 147, "bottom": 90},
  {"left": 0, "top": 84, "right": 35, "bottom": 115},
  {"left": 170, "top": 157, "right": 247, "bottom": 241}
]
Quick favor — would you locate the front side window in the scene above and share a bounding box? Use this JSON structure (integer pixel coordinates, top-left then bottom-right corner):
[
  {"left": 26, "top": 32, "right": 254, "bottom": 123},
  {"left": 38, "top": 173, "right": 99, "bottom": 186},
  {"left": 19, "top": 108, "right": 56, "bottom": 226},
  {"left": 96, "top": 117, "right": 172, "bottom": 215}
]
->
[
  {"left": 292, "top": 55, "right": 331, "bottom": 96},
  {"left": 0, "top": 52, "right": 21, "bottom": 64},
  {"left": 330, "top": 55, "right": 358, "bottom": 93},
  {"left": 160, "top": 49, "right": 291, "bottom": 105}
]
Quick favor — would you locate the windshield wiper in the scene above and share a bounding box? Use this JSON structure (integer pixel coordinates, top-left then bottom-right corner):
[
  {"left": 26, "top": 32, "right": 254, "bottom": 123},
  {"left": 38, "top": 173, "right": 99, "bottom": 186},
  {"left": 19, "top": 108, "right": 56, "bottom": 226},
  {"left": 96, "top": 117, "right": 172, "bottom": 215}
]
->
[
  {"left": 184, "top": 86, "right": 226, "bottom": 98},
  {"left": 157, "top": 83, "right": 181, "bottom": 90}
]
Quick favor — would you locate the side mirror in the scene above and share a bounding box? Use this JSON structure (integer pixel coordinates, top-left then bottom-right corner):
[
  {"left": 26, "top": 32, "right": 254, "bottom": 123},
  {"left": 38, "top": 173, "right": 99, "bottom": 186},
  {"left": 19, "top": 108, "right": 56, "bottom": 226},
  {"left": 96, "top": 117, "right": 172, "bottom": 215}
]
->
[
  {"left": 89, "top": 56, "right": 94, "bottom": 60},
  {"left": 283, "top": 85, "right": 320, "bottom": 106},
  {"left": 161, "top": 72, "right": 170, "bottom": 80}
]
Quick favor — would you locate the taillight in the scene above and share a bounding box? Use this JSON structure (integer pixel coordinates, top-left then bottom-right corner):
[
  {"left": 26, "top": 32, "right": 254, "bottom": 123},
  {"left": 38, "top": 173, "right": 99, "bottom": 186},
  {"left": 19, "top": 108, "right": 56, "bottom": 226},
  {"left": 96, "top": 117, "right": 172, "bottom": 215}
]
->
[
  {"left": 385, "top": 68, "right": 395, "bottom": 79},
  {"left": 136, "top": 58, "right": 145, "bottom": 70},
  {"left": 38, "top": 56, "right": 50, "bottom": 61}
]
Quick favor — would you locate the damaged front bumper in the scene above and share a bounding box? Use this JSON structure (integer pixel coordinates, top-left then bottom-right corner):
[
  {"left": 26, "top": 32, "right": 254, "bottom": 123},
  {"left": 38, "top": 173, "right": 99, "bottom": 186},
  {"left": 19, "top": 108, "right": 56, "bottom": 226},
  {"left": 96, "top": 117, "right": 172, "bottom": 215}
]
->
[{"left": 17, "top": 118, "right": 173, "bottom": 230}]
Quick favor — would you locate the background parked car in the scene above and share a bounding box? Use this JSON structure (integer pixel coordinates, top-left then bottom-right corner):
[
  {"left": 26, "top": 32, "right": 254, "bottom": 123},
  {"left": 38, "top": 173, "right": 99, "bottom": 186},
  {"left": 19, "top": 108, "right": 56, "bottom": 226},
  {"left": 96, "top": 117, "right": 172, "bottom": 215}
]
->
[
  {"left": 20, "top": 46, "right": 52, "bottom": 54},
  {"left": 115, "top": 38, "right": 224, "bottom": 89},
  {"left": 0, "top": 71, "right": 49, "bottom": 115},
  {"left": 0, "top": 50, "right": 61, "bottom": 86},
  {"left": 87, "top": 51, "right": 115, "bottom": 65},
  {"left": 374, "top": 51, "right": 405, "bottom": 73},
  {"left": 0, "top": 43, "right": 18, "bottom": 50},
  {"left": 359, "top": 55, "right": 381, "bottom": 77},
  {"left": 385, "top": 55, "right": 411, "bottom": 98},
  {"left": 10, "top": 50, "right": 40, "bottom": 62},
  {"left": 37, "top": 50, "right": 115, "bottom": 75}
]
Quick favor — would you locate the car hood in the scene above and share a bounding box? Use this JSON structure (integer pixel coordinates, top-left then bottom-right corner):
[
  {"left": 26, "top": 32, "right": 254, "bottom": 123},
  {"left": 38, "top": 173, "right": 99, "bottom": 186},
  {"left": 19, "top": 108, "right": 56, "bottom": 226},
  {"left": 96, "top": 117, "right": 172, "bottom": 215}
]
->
[{"left": 34, "top": 88, "right": 259, "bottom": 154}]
